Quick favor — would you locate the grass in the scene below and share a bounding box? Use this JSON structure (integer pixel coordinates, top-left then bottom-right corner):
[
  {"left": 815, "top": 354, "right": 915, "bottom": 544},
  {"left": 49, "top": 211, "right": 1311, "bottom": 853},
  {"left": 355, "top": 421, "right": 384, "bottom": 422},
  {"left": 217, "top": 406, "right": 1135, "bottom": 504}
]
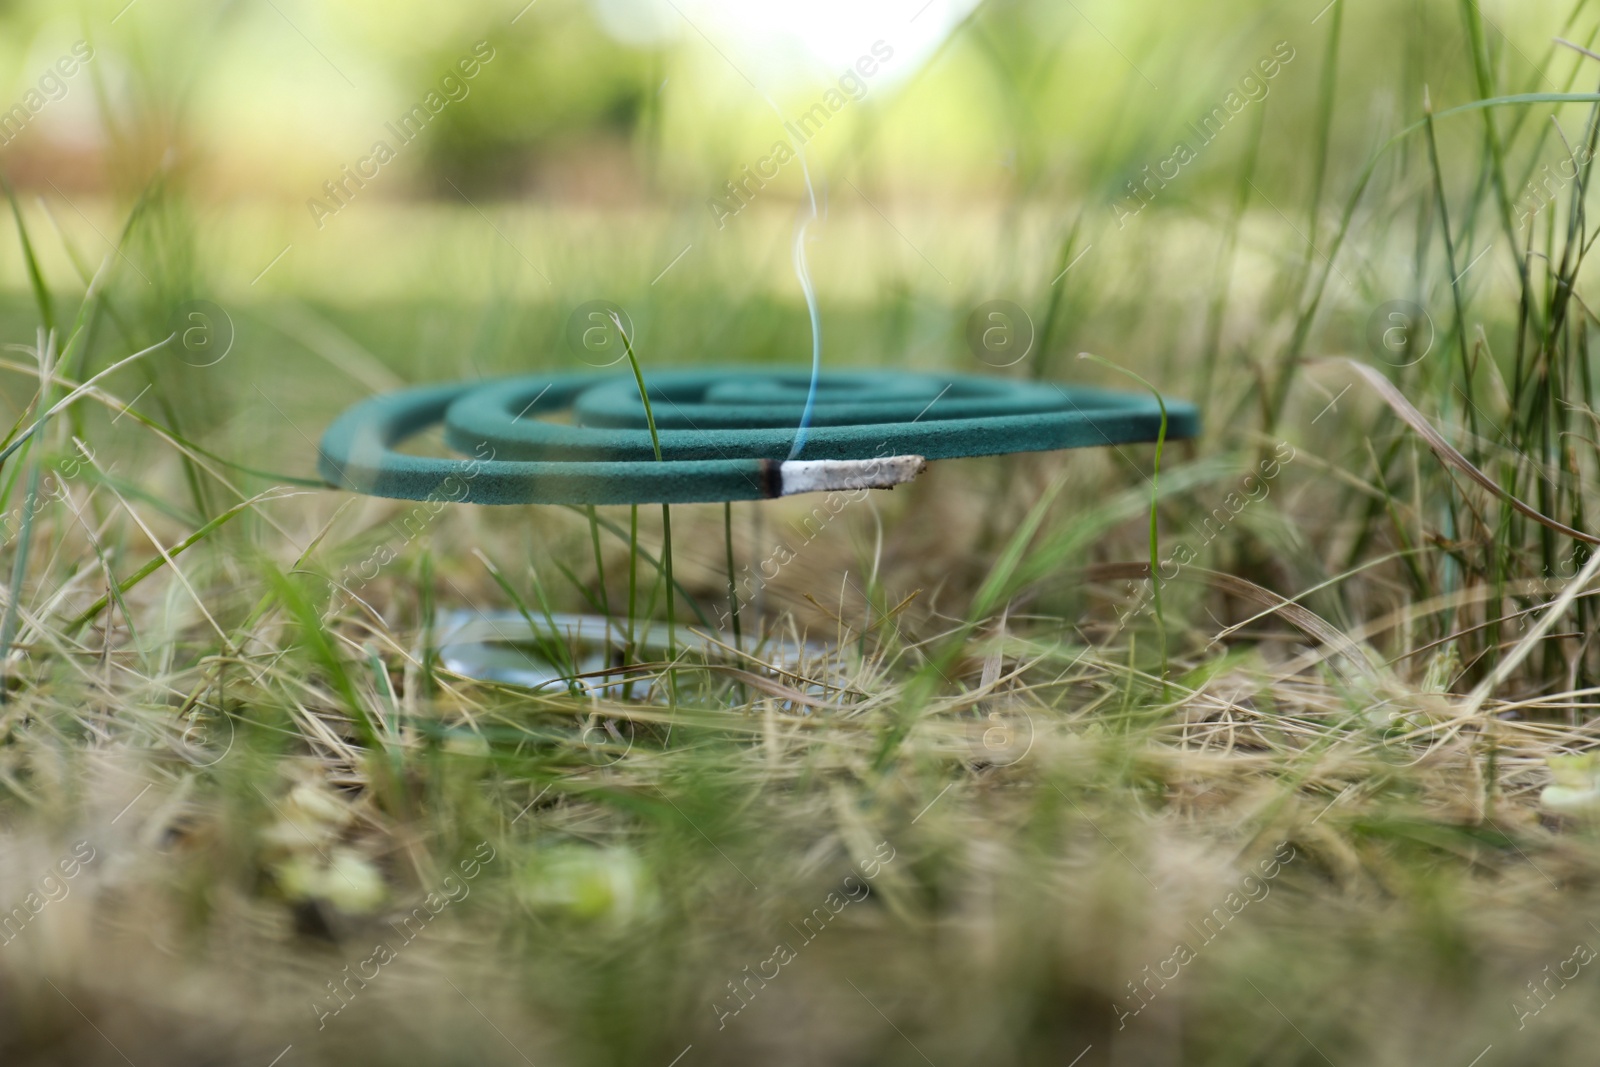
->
[{"left": 10, "top": 2, "right": 1600, "bottom": 1065}]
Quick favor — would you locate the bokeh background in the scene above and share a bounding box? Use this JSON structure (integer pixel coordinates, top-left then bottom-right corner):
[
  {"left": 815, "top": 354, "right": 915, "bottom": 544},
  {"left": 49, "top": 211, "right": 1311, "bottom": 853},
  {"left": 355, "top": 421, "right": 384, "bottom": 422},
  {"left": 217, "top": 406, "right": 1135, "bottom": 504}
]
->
[{"left": 0, "top": 0, "right": 1569, "bottom": 328}]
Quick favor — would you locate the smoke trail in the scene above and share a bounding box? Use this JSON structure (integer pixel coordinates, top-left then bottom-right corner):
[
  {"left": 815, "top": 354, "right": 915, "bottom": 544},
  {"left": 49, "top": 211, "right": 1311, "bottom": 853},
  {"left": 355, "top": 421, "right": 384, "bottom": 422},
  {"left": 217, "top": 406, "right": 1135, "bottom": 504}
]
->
[{"left": 764, "top": 95, "right": 824, "bottom": 460}]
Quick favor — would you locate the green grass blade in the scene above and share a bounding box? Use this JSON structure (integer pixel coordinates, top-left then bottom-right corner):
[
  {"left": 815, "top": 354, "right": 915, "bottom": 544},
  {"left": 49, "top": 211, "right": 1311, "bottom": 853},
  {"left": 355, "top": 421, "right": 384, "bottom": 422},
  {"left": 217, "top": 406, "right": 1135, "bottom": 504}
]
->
[{"left": 0, "top": 174, "right": 55, "bottom": 336}]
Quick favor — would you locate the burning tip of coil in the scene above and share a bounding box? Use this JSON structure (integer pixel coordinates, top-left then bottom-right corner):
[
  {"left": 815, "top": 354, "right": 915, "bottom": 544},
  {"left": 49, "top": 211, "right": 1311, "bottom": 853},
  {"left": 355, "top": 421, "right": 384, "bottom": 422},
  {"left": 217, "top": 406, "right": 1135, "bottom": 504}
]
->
[{"left": 777, "top": 455, "right": 927, "bottom": 497}]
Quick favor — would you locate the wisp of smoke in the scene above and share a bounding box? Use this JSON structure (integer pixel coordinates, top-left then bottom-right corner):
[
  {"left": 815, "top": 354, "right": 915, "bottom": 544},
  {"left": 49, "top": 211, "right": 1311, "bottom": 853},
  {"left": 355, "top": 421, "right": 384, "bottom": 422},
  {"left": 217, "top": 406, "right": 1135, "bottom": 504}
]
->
[{"left": 762, "top": 92, "right": 824, "bottom": 461}]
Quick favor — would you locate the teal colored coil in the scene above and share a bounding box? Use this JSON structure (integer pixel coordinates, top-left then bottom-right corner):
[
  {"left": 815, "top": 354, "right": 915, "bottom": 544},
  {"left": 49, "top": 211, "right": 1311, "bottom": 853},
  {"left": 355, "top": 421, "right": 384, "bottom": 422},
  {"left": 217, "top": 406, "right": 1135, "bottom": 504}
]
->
[{"left": 318, "top": 368, "right": 1198, "bottom": 506}]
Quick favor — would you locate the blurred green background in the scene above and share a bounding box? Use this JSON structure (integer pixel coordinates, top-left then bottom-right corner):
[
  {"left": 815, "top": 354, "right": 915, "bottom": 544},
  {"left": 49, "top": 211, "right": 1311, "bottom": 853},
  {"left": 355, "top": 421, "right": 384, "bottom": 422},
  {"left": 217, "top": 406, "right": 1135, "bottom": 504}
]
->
[{"left": 0, "top": 0, "right": 1574, "bottom": 309}]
